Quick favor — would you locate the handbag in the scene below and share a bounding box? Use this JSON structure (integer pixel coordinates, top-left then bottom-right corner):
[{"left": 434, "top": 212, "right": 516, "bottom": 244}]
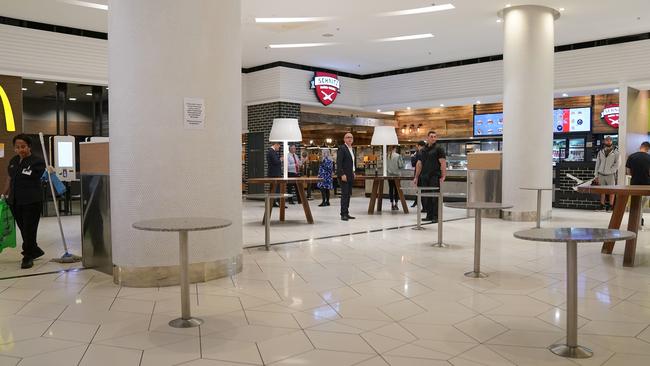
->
[
  {"left": 41, "top": 171, "right": 67, "bottom": 196},
  {"left": 0, "top": 200, "right": 16, "bottom": 253}
]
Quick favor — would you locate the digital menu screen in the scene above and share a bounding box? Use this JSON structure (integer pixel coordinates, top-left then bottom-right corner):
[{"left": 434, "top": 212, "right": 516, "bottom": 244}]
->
[
  {"left": 553, "top": 107, "right": 591, "bottom": 133},
  {"left": 473, "top": 113, "right": 503, "bottom": 136}
]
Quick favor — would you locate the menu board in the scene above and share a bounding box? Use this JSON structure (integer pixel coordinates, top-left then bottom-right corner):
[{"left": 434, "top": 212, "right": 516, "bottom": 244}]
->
[
  {"left": 553, "top": 107, "right": 591, "bottom": 133},
  {"left": 473, "top": 113, "right": 503, "bottom": 136}
]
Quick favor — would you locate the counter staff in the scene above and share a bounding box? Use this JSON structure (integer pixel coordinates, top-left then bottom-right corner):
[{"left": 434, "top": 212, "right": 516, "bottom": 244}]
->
[{"left": 413, "top": 131, "right": 446, "bottom": 222}]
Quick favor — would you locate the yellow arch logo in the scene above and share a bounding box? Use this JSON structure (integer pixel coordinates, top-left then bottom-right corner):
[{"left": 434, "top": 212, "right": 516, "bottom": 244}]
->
[{"left": 0, "top": 85, "right": 16, "bottom": 132}]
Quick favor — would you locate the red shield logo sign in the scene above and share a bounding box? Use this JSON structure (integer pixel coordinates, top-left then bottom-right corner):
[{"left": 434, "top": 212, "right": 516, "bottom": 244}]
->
[
  {"left": 310, "top": 72, "right": 340, "bottom": 106},
  {"left": 601, "top": 104, "right": 619, "bottom": 128}
]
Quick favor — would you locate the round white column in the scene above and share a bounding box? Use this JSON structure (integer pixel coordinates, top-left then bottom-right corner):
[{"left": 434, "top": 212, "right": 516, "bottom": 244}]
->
[
  {"left": 108, "top": 0, "right": 242, "bottom": 286},
  {"left": 500, "top": 5, "right": 560, "bottom": 221}
]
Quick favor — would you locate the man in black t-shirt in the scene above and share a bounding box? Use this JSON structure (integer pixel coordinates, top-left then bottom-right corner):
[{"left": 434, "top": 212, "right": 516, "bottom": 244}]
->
[
  {"left": 414, "top": 131, "right": 447, "bottom": 222},
  {"left": 626, "top": 141, "right": 650, "bottom": 185}
]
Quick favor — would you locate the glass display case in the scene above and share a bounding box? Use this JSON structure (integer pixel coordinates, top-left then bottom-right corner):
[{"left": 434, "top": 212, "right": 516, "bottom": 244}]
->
[
  {"left": 553, "top": 138, "right": 567, "bottom": 163},
  {"left": 567, "top": 138, "right": 585, "bottom": 161}
]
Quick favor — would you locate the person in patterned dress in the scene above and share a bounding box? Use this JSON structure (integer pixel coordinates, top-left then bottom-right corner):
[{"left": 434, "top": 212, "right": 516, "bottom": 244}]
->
[{"left": 317, "top": 149, "right": 334, "bottom": 207}]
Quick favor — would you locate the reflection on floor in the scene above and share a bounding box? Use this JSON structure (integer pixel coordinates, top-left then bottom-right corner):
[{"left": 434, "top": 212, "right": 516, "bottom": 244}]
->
[{"left": 0, "top": 206, "right": 649, "bottom": 365}]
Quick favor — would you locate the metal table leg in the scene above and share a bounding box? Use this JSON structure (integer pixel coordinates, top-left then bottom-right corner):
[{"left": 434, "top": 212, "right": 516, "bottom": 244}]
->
[
  {"left": 549, "top": 240, "right": 592, "bottom": 358},
  {"left": 465, "top": 209, "right": 487, "bottom": 278},
  {"left": 412, "top": 188, "right": 424, "bottom": 231},
  {"left": 434, "top": 192, "right": 446, "bottom": 247},
  {"left": 169, "top": 230, "right": 203, "bottom": 328},
  {"left": 264, "top": 196, "right": 271, "bottom": 251},
  {"left": 536, "top": 189, "right": 542, "bottom": 228}
]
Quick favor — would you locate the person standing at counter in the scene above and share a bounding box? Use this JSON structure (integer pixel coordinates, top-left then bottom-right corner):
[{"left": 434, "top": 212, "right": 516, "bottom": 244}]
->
[
  {"left": 287, "top": 144, "right": 302, "bottom": 204},
  {"left": 337, "top": 133, "right": 356, "bottom": 221},
  {"left": 413, "top": 131, "right": 446, "bottom": 222},
  {"left": 317, "top": 149, "right": 333, "bottom": 207},
  {"left": 267, "top": 142, "right": 283, "bottom": 207},
  {"left": 594, "top": 136, "right": 619, "bottom": 211},
  {"left": 410, "top": 141, "right": 426, "bottom": 207},
  {"left": 2, "top": 134, "right": 47, "bottom": 269},
  {"left": 386, "top": 146, "right": 404, "bottom": 210}
]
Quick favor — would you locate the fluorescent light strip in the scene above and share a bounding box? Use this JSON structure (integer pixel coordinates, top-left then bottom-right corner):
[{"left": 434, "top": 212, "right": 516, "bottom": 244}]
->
[
  {"left": 376, "top": 33, "right": 434, "bottom": 42},
  {"left": 380, "top": 4, "right": 455, "bottom": 17},
  {"left": 255, "top": 17, "right": 331, "bottom": 23},
  {"left": 58, "top": 0, "right": 108, "bottom": 10},
  {"left": 268, "top": 43, "right": 333, "bottom": 48}
]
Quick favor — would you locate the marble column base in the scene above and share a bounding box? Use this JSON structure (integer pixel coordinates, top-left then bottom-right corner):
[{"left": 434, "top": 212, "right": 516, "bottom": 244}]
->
[
  {"left": 113, "top": 253, "right": 243, "bottom": 287},
  {"left": 502, "top": 209, "right": 552, "bottom": 222}
]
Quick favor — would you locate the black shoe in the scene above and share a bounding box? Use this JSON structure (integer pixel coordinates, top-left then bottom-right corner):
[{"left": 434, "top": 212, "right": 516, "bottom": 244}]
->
[
  {"left": 424, "top": 216, "right": 437, "bottom": 222},
  {"left": 347, "top": 215, "right": 356, "bottom": 219},
  {"left": 289, "top": 200, "right": 296, "bottom": 205},
  {"left": 33, "top": 248, "right": 45, "bottom": 260},
  {"left": 21, "top": 257, "right": 33, "bottom": 269},
  {"left": 341, "top": 215, "right": 349, "bottom": 221},
  {"left": 318, "top": 202, "right": 326, "bottom": 207},
  {"left": 272, "top": 202, "right": 280, "bottom": 208},
  {"left": 410, "top": 202, "right": 417, "bottom": 208},
  {"left": 325, "top": 202, "right": 330, "bottom": 206}
]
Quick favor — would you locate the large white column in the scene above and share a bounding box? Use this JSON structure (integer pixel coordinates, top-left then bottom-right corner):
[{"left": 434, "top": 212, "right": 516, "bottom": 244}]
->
[
  {"left": 108, "top": 0, "right": 242, "bottom": 286},
  {"left": 501, "top": 5, "right": 560, "bottom": 220},
  {"left": 619, "top": 87, "right": 649, "bottom": 184}
]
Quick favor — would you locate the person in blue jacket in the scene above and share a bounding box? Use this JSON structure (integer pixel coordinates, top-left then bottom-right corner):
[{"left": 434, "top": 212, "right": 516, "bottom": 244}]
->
[{"left": 2, "top": 134, "right": 46, "bottom": 269}]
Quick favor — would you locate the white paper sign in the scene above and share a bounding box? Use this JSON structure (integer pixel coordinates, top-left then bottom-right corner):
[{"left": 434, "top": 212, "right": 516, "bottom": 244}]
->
[{"left": 184, "top": 97, "right": 205, "bottom": 129}]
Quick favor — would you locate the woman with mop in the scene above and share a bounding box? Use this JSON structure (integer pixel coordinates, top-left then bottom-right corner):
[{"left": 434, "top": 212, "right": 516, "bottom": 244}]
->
[{"left": 2, "top": 134, "right": 46, "bottom": 269}]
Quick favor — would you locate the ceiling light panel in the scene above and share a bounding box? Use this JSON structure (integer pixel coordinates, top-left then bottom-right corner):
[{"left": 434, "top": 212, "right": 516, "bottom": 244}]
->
[
  {"left": 255, "top": 17, "right": 332, "bottom": 23},
  {"left": 376, "top": 33, "right": 434, "bottom": 42},
  {"left": 380, "top": 4, "right": 455, "bottom": 17},
  {"left": 268, "top": 43, "right": 334, "bottom": 48},
  {"left": 58, "top": 0, "right": 108, "bottom": 11}
]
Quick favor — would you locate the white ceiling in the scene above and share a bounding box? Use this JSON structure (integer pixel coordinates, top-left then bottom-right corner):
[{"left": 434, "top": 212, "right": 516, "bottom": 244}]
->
[{"left": 2, "top": 0, "right": 650, "bottom": 74}]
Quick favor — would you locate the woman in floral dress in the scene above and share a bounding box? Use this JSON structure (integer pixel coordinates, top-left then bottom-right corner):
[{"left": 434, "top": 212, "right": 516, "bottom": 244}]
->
[{"left": 317, "top": 149, "right": 334, "bottom": 206}]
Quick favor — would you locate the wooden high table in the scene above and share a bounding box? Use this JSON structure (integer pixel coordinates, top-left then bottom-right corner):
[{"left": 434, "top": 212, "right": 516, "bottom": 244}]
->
[
  {"left": 365, "top": 175, "right": 413, "bottom": 214},
  {"left": 247, "top": 177, "right": 321, "bottom": 224},
  {"left": 577, "top": 185, "right": 650, "bottom": 267}
]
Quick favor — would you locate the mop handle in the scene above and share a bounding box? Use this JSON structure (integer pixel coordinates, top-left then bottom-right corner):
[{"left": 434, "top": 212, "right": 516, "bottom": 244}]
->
[{"left": 38, "top": 133, "right": 69, "bottom": 253}]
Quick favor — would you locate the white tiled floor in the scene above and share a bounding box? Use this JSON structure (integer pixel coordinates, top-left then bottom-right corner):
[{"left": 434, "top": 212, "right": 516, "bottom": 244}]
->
[{"left": 0, "top": 192, "right": 649, "bottom": 365}]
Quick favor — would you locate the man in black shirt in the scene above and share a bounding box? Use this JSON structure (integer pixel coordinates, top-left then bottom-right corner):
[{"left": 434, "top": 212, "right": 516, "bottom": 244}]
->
[
  {"left": 414, "top": 131, "right": 447, "bottom": 222},
  {"left": 626, "top": 141, "right": 650, "bottom": 185}
]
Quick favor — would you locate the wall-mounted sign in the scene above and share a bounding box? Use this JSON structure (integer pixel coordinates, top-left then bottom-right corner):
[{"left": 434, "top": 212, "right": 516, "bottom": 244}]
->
[
  {"left": 600, "top": 104, "right": 619, "bottom": 128},
  {"left": 310, "top": 71, "right": 340, "bottom": 106},
  {"left": 0, "top": 85, "right": 16, "bottom": 132},
  {"left": 183, "top": 97, "right": 205, "bottom": 129}
]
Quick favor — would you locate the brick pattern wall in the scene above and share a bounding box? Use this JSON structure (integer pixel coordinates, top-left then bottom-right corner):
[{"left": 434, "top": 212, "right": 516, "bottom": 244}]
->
[
  {"left": 245, "top": 102, "right": 301, "bottom": 192},
  {"left": 554, "top": 162, "right": 601, "bottom": 210}
]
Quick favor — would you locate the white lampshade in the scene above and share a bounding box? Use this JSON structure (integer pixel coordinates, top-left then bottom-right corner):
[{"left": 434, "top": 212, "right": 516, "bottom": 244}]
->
[
  {"left": 269, "top": 118, "right": 302, "bottom": 141},
  {"left": 371, "top": 126, "right": 398, "bottom": 145}
]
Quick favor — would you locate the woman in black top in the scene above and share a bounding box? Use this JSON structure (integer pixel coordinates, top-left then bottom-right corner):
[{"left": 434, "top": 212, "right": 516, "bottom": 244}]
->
[{"left": 2, "top": 134, "right": 46, "bottom": 269}]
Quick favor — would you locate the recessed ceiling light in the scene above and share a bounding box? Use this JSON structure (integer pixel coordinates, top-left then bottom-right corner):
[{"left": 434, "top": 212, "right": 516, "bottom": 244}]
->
[
  {"left": 559, "top": 7, "right": 565, "bottom": 12},
  {"left": 614, "top": 88, "right": 620, "bottom": 93},
  {"left": 505, "top": 4, "right": 512, "bottom": 8},
  {"left": 255, "top": 17, "right": 331, "bottom": 23},
  {"left": 440, "top": 104, "right": 445, "bottom": 107},
  {"left": 562, "top": 93, "right": 568, "bottom": 97},
  {"left": 58, "top": 0, "right": 108, "bottom": 11},
  {"left": 69, "top": 97, "right": 77, "bottom": 101},
  {"left": 34, "top": 80, "right": 44, "bottom": 84},
  {"left": 268, "top": 43, "right": 333, "bottom": 48},
  {"left": 406, "top": 107, "right": 411, "bottom": 110},
  {"left": 377, "top": 109, "right": 381, "bottom": 112},
  {"left": 476, "top": 101, "right": 481, "bottom": 104},
  {"left": 85, "top": 92, "right": 93, "bottom": 96},
  {"left": 21, "top": 88, "right": 27, "bottom": 91},
  {"left": 496, "top": 19, "right": 502, "bottom": 23},
  {"left": 322, "top": 33, "right": 334, "bottom": 38},
  {"left": 105, "top": 87, "right": 109, "bottom": 90},
  {"left": 376, "top": 33, "right": 434, "bottom": 42},
  {"left": 379, "top": 3, "right": 455, "bottom": 17}
]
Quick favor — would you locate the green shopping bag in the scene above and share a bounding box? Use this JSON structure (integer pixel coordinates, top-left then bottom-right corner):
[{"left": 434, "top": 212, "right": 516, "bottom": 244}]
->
[{"left": 0, "top": 200, "right": 16, "bottom": 253}]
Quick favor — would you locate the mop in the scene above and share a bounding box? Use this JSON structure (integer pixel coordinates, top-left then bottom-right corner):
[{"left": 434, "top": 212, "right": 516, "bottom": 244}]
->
[{"left": 38, "top": 133, "right": 81, "bottom": 263}]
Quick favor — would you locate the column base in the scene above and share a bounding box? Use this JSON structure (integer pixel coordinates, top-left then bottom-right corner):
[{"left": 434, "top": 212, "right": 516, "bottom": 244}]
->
[
  {"left": 113, "top": 253, "right": 242, "bottom": 287},
  {"left": 464, "top": 271, "right": 488, "bottom": 278},
  {"left": 502, "top": 209, "right": 552, "bottom": 222},
  {"left": 169, "top": 317, "right": 203, "bottom": 328},
  {"left": 549, "top": 344, "right": 593, "bottom": 359}
]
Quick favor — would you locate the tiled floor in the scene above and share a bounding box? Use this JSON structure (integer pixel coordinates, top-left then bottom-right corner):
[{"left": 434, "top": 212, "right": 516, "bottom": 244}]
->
[{"left": 0, "top": 194, "right": 649, "bottom": 365}]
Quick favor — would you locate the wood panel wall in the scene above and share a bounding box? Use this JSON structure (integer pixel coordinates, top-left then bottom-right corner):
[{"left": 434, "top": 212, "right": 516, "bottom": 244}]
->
[
  {"left": 0, "top": 75, "right": 23, "bottom": 187},
  {"left": 23, "top": 119, "right": 92, "bottom": 136},
  {"left": 395, "top": 94, "right": 619, "bottom": 141}
]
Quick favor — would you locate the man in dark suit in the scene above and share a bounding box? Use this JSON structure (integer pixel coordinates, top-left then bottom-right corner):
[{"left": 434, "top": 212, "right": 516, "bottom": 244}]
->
[
  {"left": 267, "top": 142, "right": 283, "bottom": 207},
  {"left": 336, "top": 133, "right": 356, "bottom": 221}
]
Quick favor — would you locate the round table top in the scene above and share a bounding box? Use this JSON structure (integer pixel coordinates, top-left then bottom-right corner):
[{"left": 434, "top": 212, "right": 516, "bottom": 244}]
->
[
  {"left": 133, "top": 217, "right": 232, "bottom": 232},
  {"left": 520, "top": 187, "right": 553, "bottom": 191},
  {"left": 245, "top": 193, "right": 293, "bottom": 199},
  {"left": 514, "top": 228, "right": 636, "bottom": 243},
  {"left": 577, "top": 185, "right": 650, "bottom": 196},
  {"left": 445, "top": 202, "right": 513, "bottom": 210}
]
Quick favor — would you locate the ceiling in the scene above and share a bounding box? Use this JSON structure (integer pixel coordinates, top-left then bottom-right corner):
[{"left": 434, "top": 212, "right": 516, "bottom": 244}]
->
[{"left": 2, "top": 0, "right": 650, "bottom": 74}]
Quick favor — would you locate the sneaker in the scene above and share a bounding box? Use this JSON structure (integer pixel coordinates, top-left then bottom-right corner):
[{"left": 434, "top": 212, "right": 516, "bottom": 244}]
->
[{"left": 21, "top": 257, "right": 33, "bottom": 269}]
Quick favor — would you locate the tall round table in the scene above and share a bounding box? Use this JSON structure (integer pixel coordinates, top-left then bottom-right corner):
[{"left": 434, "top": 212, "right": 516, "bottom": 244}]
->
[
  {"left": 132, "top": 217, "right": 232, "bottom": 328},
  {"left": 445, "top": 202, "right": 513, "bottom": 278},
  {"left": 246, "top": 193, "right": 292, "bottom": 250},
  {"left": 514, "top": 228, "right": 635, "bottom": 359},
  {"left": 401, "top": 186, "right": 439, "bottom": 230},
  {"left": 520, "top": 187, "right": 553, "bottom": 228}
]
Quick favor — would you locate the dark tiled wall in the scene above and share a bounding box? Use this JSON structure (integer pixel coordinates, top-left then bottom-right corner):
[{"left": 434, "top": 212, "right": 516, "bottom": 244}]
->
[{"left": 554, "top": 162, "right": 601, "bottom": 210}]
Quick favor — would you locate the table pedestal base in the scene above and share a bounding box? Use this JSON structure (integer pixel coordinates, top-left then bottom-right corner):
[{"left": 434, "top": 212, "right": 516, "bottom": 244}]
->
[
  {"left": 549, "top": 344, "right": 593, "bottom": 359},
  {"left": 464, "top": 271, "right": 488, "bottom": 278},
  {"left": 169, "top": 317, "right": 203, "bottom": 328}
]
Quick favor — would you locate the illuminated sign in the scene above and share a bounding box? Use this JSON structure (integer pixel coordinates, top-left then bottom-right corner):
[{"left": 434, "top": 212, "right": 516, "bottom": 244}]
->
[
  {"left": 0, "top": 85, "right": 16, "bottom": 132},
  {"left": 310, "top": 71, "right": 340, "bottom": 106},
  {"left": 600, "top": 104, "right": 619, "bottom": 128}
]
